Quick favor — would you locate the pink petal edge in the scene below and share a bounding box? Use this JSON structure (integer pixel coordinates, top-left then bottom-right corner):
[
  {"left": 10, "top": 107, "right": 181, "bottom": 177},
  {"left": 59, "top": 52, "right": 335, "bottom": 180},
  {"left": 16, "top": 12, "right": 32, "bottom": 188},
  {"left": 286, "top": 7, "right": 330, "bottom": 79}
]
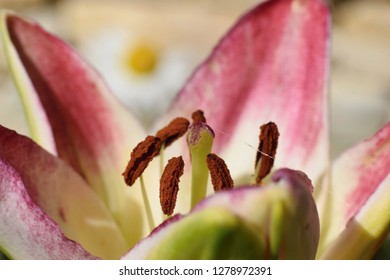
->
[
  {"left": 0, "top": 125, "right": 129, "bottom": 259},
  {"left": 317, "top": 122, "right": 390, "bottom": 258},
  {"left": 0, "top": 142, "right": 96, "bottom": 259},
  {"left": 5, "top": 13, "right": 145, "bottom": 197},
  {"left": 4, "top": 13, "right": 147, "bottom": 246}
]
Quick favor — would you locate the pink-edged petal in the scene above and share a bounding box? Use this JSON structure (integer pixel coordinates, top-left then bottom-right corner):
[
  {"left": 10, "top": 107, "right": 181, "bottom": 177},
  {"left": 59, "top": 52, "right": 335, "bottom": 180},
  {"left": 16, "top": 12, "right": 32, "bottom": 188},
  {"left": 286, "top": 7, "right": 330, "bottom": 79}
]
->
[
  {"left": 124, "top": 168, "right": 319, "bottom": 260},
  {"left": 122, "top": 214, "right": 183, "bottom": 259},
  {"left": 3, "top": 12, "right": 146, "bottom": 244},
  {"left": 0, "top": 10, "right": 55, "bottom": 154},
  {"left": 0, "top": 125, "right": 130, "bottom": 259},
  {"left": 317, "top": 122, "right": 390, "bottom": 259},
  {"left": 162, "top": 0, "right": 330, "bottom": 182},
  {"left": 0, "top": 160, "right": 97, "bottom": 260}
]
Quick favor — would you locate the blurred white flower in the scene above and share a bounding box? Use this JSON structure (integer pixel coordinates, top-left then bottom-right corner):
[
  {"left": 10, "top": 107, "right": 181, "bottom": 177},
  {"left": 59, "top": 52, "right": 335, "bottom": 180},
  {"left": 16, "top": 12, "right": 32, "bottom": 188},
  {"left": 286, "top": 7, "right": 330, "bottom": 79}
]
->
[{"left": 79, "top": 29, "right": 196, "bottom": 128}]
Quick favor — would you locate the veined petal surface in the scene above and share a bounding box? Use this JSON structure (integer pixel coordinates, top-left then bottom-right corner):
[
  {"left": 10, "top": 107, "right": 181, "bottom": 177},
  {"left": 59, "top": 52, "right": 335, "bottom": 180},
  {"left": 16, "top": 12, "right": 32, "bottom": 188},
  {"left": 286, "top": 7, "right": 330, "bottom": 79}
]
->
[{"left": 163, "top": 0, "right": 330, "bottom": 183}]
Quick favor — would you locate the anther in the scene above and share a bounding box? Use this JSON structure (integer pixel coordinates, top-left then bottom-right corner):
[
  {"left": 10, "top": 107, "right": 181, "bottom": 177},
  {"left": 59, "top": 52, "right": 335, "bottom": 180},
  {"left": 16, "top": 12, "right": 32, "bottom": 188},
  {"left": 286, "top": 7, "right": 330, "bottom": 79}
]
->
[
  {"left": 191, "top": 109, "right": 206, "bottom": 123},
  {"left": 122, "top": 135, "right": 162, "bottom": 186},
  {"left": 255, "top": 122, "right": 279, "bottom": 185},
  {"left": 156, "top": 117, "right": 190, "bottom": 147},
  {"left": 207, "top": 153, "right": 234, "bottom": 192},
  {"left": 160, "top": 156, "right": 185, "bottom": 216}
]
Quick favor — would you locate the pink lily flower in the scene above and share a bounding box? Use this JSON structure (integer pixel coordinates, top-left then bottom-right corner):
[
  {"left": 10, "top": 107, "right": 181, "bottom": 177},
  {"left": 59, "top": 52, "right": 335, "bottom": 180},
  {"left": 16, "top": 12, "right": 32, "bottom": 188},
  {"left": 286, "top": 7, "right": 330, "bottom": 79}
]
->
[{"left": 0, "top": 0, "right": 389, "bottom": 259}]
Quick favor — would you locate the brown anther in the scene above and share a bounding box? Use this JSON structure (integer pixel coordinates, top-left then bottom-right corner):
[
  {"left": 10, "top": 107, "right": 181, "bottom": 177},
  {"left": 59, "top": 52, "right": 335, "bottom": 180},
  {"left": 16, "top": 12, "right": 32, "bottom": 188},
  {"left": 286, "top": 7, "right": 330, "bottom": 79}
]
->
[
  {"left": 191, "top": 109, "right": 206, "bottom": 123},
  {"left": 160, "top": 156, "right": 184, "bottom": 216},
  {"left": 155, "top": 117, "right": 190, "bottom": 147},
  {"left": 255, "top": 122, "right": 279, "bottom": 185},
  {"left": 206, "top": 153, "right": 234, "bottom": 192},
  {"left": 122, "top": 136, "right": 162, "bottom": 186}
]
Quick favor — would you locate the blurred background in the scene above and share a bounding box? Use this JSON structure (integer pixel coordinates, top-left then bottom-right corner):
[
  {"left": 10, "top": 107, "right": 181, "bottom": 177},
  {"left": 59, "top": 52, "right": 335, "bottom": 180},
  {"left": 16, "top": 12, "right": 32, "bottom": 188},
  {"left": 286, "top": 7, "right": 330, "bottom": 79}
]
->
[
  {"left": 0, "top": 0, "right": 389, "bottom": 260},
  {"left": 1, "top": 0, "right": 389, "bottom": 157}
]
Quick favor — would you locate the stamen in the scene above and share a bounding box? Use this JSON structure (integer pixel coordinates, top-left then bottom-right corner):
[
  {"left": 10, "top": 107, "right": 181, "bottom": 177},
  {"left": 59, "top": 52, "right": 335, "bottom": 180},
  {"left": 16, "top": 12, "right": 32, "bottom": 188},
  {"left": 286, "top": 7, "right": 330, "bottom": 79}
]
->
[
  {"left": 255, "top": 122, "right": 279, "bottom": 185},
  {"left": 207, "top": 153, "right": 234, "bottom": 192},
  {"left": 139, "top": 175, "right": 155, "bottom": 231},
  {"left": 191, "top": 109, "right": 207, "bottom": 123},
  {"left": 155, "top": 117, "right": 190, "bottom": 148},
  {"left": 160, "top": 156, "right": 185, "bottom": 216},
  {"left": 122, "top": 135, "right": 162, "bottom": 186}
]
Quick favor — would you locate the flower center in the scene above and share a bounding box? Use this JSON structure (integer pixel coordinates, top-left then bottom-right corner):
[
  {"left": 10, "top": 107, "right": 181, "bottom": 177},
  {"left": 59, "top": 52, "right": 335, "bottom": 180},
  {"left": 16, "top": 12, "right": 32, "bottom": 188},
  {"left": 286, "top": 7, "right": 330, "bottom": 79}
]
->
[
  {"left": 124, "top": 42, "right": 158, "bottom": 75},
  {"left": 122, "top": 110, "right": 279, "bottom": 231}
]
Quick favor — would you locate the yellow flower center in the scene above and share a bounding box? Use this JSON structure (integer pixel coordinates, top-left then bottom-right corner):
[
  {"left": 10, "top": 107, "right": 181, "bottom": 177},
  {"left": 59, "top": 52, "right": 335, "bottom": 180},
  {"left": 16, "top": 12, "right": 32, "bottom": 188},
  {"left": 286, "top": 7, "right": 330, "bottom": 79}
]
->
[{"left": 124, "top": 43, "right": 158, "bottom": 75}]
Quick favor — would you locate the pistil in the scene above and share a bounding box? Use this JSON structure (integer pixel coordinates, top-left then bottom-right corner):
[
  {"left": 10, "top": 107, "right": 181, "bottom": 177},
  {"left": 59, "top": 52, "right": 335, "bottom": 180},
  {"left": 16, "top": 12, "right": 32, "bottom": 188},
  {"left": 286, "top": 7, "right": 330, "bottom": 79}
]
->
[{"left": 187, "top": 122, "right": 215, "bottom": 208}]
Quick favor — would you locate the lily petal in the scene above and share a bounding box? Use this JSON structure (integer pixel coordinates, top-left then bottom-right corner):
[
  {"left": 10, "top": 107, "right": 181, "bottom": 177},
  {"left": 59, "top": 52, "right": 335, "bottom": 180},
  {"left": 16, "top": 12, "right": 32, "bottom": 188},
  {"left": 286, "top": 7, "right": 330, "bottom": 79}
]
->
[
  {"left": 317, "top": 122, "right": 390, "bottom": 259},
  {"left": 2, "top": 12, "right": 146, "bottom": 245},
  {"left": 163, "top": 0, "right": 330, "bottom": 182},
  {"left": 126, "top": 208, "right": 266, "bottom": 260},
  {"left": 124, "top": 168, "right": 319, "bottom": 259},
  {"left": 0, "top": 160, "right": 96, "bottom": 259},
  {"left": 121, "top": 215, "right": 183, "bottom": 260},
  {"left": 195, "top": 168, "right": 320, "bottom": 259},
  {"left": 0, "top": 125, "right": 129, "bottom": 259},
  {"left": 0, "top": 10, "right": 55, "bottom": 154}
]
